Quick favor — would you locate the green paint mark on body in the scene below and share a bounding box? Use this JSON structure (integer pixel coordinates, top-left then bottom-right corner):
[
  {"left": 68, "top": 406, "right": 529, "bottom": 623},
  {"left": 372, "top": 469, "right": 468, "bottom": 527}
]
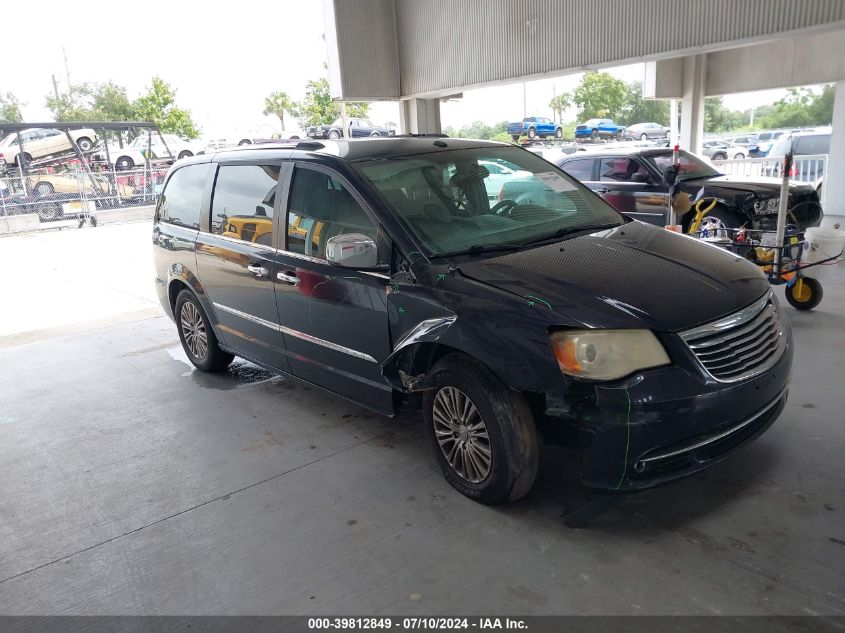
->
[{"left": 525, "top": 295, "right": 553, "bottom": 310}]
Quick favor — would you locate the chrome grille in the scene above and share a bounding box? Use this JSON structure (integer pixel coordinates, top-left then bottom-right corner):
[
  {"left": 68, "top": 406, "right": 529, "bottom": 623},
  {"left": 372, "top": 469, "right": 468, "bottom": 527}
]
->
[{"left": 680, "top": 294, "right": 786, "bottom": 383}]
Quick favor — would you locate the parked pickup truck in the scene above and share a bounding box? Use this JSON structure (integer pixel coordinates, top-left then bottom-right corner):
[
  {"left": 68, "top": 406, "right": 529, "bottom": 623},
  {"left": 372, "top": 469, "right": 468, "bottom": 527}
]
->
[
  {"left": 575, "top": 118, "right": 625, "bottom": 140},
  {"left": 507, "top": 117, "right": 562, "bottom": 141}
]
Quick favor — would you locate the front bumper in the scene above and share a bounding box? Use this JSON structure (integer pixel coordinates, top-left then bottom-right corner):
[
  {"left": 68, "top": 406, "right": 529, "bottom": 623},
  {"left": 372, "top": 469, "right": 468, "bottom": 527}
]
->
[{"left": 558, "top": 320, "right": 793, "bottom": 491}]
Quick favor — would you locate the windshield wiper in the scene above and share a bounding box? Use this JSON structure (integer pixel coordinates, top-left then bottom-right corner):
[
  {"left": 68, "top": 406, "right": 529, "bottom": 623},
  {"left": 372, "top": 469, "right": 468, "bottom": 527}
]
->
[
  {"left": 515, "top": 222, "right": 622, "bottom": 247},
  {"left": 430, "top": 243, "right": 524, "bottom": 259}
]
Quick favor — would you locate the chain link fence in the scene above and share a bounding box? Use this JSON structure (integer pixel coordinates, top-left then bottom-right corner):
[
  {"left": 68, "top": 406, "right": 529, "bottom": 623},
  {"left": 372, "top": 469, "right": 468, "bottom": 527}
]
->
[{"left": 0, "top": 163, "right": 169, "bottom": 223}]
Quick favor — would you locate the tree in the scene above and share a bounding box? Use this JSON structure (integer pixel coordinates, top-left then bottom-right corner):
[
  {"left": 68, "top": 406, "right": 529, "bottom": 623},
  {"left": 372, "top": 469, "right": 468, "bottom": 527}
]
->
[
  {"left": 0, "top": 92, "right": 23, "bottom": 123},
  {"left": 133, "top": 77, "right": 200, "bottom": 138},
  {"left": 573, "top": 72, "right": 627, "bottom": 120},
  {"left": 617, "top": 81, "right": 669, "bottom": 127},
  {"left": 704, "top": 97, "right": 745, "bottom": 133},
  {"left": 263, "top": 91, "right": 296, "bottom": 132},
  {"left": 345, "top": 102, "right": 370, "bottom": 119},
  {"left": 296, "top": 78, "right": 340, "bottom": 127},
  {"left": 549, "top": 93, "right": 572, "bottom": 124}
]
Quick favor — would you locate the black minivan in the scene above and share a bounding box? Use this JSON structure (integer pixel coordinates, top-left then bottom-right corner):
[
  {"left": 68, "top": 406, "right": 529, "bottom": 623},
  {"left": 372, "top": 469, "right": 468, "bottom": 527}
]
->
[{"left": 153, "top": 138, "right": 792, "bottom": 505}]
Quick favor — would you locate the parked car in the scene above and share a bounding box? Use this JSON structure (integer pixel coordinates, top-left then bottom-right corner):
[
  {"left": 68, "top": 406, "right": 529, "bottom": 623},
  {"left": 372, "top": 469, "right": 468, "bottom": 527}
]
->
[
  {"left": 764, "top": 128, "right": 831, "bottom": 182},
  {"left": 625, "top": 122, "right": 670, "bottom": 140},
  {"left": 720, "top": 134, "right": 761, "bottom": 156},
  {"left": 307, "top": 118, "right": 394, "bottom": 139},
  {"left": 753, "top": 130, "right": 786, "bottom": 156},
  {"left": 701, "top": 140, "right": 747, "bottom": 161},
  {"left": 574, "top": 118, "right": 625, "bottom": 140},
  {"left": 556, "top": 146, "right": 821, "bottom": 231},
  {"left": 0, "top": 127, "right": 97, "bottom": 166},
  {"left": 92, "top": 134, "right": 195, "bottom": 169},
  {"left": 153, "top": 137, "right": 792, "bottom": 505},
  {"left": 506, "top": 117, "right": 562, "bottom": 141},
  {"left": 237, "top": 128, "right": 307, "bottom": 144}
]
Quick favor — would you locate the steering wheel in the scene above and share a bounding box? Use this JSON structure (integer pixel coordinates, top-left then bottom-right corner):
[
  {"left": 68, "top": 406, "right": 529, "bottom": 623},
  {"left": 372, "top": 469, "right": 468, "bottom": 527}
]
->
[{"left": 491, "top": 199, "right": 519, "bottom": 216}]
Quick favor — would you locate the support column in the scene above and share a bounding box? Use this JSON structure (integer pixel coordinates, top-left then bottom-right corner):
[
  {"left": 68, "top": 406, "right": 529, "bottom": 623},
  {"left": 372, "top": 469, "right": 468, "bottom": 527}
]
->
[
  {"left": 679, "top": 55, "right": 706, "bottom": 154},
  {"left": 399, "top": 98, "right": 442, "bottom": 135},
  {"left": 821, "top": 81, "right": 845, "bottom": 228}
]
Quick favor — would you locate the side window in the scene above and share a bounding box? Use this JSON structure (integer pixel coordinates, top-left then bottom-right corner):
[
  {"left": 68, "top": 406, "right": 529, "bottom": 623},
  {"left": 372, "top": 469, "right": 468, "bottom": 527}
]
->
[
  {"left": 599, "top": 158, "right": 648, "bottom": 182},
  {"left": 286, "top": 168, "right": 377, "bottom": 259},
  {"left": 560, "top": 158, "right": 594, "bottom": 181},
  {"left": 210, "top": 164, "right": 280, "bottom": 245},
  {"left": 158, "top": 163, "right": 211, "bottom": 229},
  {"left": 484, "top": 162, "right": 505, "bottom": 175},
  {"left": 794, "top": 135, "right": 830, "bottom": 155}
]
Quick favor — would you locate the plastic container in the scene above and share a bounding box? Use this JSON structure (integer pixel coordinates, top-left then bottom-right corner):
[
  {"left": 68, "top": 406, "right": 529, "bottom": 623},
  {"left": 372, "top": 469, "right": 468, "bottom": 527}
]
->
[{"left": 801, "top": 227, "right": 845, "bottom": 280}]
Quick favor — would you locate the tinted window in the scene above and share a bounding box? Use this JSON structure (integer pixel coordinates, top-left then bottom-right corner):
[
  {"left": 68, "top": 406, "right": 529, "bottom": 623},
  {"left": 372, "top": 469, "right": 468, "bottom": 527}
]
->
[
  {"left": 286, "top": 168, "right": 377, "bottom": 258},
  {"left": 158, "top": 163, "right": 211, "bottom": 229},
  {"left": 794, "top": 135, "right": 830, "bottom": 156},
  {"left": 560, "top": 158, "right": 594, "bottom": 181},
  {"left": 210, "top": 165, "right": 280, "bottom": 245},
  {"left": 599, "top": 158, "right": 649, "bottom": 182}
]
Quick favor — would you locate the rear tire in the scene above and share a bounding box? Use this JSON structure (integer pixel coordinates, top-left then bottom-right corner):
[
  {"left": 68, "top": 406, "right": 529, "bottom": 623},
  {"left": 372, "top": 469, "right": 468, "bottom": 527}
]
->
[
  {"left": 175, "top": 290, "right": 233, "bottom": 372},
  {"left": 712, "top": 152, "right": 727, "bottom": 161},
  {"left": 591, "top": 129, "right": 598, "bottom": 140},
  {"left": 733, "top": 152, "right": 745, "bottom": 160},
  {"left": 786, "top": 277, "right": 823, "bottom": 311},
  {"left": 328, "top": 129, "right": 341, "bottom": 139},
  {"left": 640, "top": 133, "right": 648, "bottom": 140},
  {"left": 511, "top": 135, "right": 520, "bottom": 142},
  {"left": 527, "top": 127, "right": 536, "bottom": 139},
  {"left": 115, "top": 156, "right": 134, "bottom": 170},
  {"left": 76, "top": 137, "right": 93, "bottom": 152},
  {"left": 37, "top": 202, "right": 62, "bottom": 222},
  {"left": 178, "top": 150, "right": 193, "bottom": 159},
  {"left": 555, "top": 127, "right": 563, "bottom": 139},
  {"left": 423, "top": 355, "right": 539, "bottom": 505}
]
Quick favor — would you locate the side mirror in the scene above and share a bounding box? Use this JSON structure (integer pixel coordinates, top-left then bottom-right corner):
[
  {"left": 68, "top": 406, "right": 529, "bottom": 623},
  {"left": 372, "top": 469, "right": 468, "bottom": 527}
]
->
[
  {"left": 631, "top": 172, "right": 652, "bottom": 184},
  {"left": 326, "top": 233, "right": 378, "bottom": 268},
  {"left": 663, "top": 164, "right": 680, "bottom": 186}
]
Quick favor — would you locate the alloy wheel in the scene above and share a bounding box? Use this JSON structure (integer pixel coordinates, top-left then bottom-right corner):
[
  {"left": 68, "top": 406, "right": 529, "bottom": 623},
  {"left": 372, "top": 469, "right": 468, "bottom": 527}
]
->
[
  {"left": 180, "top": 301, "right": 208, "bottom": 360},
  {"left": 432, "top": 386, "right": 492, "bottom": 483}
]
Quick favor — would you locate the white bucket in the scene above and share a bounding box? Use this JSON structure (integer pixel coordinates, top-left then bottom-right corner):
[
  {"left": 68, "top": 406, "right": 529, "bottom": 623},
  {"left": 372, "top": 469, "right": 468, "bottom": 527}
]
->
[{"left": 801, "top": 227, "right": 845, "bottom": 280}]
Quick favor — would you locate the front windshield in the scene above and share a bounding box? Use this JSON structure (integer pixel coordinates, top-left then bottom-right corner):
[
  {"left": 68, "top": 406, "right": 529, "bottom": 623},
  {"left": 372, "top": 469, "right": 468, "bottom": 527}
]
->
[
  {"left": 644, "top": 150, "right": 720, "bottom": 181},
  {"left": 354, "top": 146, "right": 622, "bottom": 257}
]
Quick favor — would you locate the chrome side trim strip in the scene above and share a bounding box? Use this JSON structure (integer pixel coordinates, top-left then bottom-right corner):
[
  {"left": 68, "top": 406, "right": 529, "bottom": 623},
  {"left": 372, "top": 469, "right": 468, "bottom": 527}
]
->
[
  {"left": 203, "top": 233, "right": 275, "bottom": 252},
  {"left": 680, "top": 293, "right": 770, "bottom": 341},
  {"left": 639, "top": 388, "right": 786, "bottom": 465},
  {"left": 212, "top": 302, "right": 378, "bottom": 363}
]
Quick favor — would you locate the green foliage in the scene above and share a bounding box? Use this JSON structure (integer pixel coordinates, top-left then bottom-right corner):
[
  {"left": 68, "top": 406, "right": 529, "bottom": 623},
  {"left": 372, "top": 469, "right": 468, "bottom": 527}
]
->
[
  {"left": 704, "top": 97, "right": 746, "bottom": 133},
  {"left": 345, "top": 102, "right": 370, "bottom": 118},
  {"left": 444, "top": 120, "right": 508, "bottom": 140},
  {"left": 296, "top": 78, "right": 339, "bottom": 127},
  {"left": 754, "top": 85, "right": 834, "bottom": 129},
  {"left": 0, "top": 92, "right": 23, "bottom": 123},
  {"left": 263, "top": 91, "right": 296, "bottom": 131},
  {"left": 549, "top": 93, "right": 572, "bottom": 124},
  {"left": 44, "top": 77, "right": 199, "bottom": 138},
  {"left": 617, "top": 81, "right": 669, "bottom": 127},
  {"left": 133, "top": 77, "right": 199, "bottom": 138},
  {"left": 573, "top": 72, "right": 627, "bottom": 120}
]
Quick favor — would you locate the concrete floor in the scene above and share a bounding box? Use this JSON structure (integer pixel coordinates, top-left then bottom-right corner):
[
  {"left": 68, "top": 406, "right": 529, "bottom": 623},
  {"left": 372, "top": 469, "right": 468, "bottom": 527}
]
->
[{"left": 0, "top": 222, "right": 843, "bottom": 615}]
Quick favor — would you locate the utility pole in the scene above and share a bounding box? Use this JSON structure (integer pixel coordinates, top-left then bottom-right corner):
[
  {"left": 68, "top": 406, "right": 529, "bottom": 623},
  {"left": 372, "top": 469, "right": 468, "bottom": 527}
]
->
[
  {"left": 749, "top": 107, "right": 755, "bottom": 127},
  {"left": 51, "top": 74, "right": 60, "bottom": 100},
  {"left": 523, "top": 82, "right": 527, "bottom": 118},
  {"left": 62, "top": 47, "right": 71, "bottom": 91}
]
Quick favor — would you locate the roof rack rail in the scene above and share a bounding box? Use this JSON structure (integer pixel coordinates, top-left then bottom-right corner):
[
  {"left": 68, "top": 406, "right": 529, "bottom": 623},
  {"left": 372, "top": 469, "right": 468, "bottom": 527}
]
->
[
  {"left": 295, "top": 141, "right": 325, "bottom": 150},
  {"left": 390, "top": 133, "right": 449, "bottom": 138}
]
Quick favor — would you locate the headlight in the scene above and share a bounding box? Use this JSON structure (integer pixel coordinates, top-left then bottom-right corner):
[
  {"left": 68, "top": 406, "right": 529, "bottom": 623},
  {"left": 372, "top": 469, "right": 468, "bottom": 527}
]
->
[
  {"left": 549, "top": 330, "right": 670, "bottom": 381},
  {"left": 753, "top": 197, "right": 780, "bottom": 214}
]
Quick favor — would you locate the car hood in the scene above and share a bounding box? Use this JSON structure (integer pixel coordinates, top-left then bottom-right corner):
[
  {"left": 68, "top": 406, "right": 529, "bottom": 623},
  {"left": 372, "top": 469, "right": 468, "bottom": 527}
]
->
[
  {"left": 455, "top": 221, "right": 769, "bottom": 332},
  {"left": 683, "top": 174, "right": 811, "bottom": 194}
]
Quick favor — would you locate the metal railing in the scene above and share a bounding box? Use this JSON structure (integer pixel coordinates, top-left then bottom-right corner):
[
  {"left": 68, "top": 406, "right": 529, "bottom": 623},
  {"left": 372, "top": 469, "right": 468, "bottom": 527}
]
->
[
  {"left": 712, "top": 154, "right": 828, "bottom": 209},
  {"left": 0, "top": 164, "right": 169, "bottom": 222}
]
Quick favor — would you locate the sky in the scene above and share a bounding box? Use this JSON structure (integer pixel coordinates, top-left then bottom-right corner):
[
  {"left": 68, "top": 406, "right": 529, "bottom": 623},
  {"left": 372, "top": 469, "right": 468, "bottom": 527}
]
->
[{"left": 0, "top": 0, "right": 805, "bottom": 137}]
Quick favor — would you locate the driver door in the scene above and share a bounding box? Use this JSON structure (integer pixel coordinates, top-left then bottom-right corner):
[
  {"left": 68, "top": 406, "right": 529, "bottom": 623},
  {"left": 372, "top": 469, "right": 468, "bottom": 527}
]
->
[{"left": 272, "top": 163, "right": 394, "bottom": 414}]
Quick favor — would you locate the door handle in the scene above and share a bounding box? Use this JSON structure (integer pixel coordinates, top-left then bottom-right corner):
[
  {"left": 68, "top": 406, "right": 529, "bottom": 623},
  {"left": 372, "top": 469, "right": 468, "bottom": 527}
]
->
[
  {"left": 595, "top": 187, "right": 609, "bottom": 194},
  {"left": 247, "top": 263, "right": 269, "bottom": 277},
  {"left": 277, "top": 271, "right": 301, "bottom": 286}
]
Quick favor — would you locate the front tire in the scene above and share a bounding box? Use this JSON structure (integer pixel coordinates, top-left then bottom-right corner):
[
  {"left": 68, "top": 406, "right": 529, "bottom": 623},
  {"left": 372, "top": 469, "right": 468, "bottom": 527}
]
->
[
  {"left": 591, "top": 129, "right": 599, "bottom": 140},
  {"left": 424, "top": 355, "right": 539, "bottom": 505},
  {"left": 733, "top": 152, "right": 745, "bottom": 160},
  {"left": 555, "top": 127, "right": 563, "bottom": 139},
  {"left": 175, "top": 290, "right": 233, "bottom": 372},
  {"left": 527, "top": 127, "right": 536, "bottom": 139},
  {"left": 328, "top": 129, "right": 341, "bottom": 139},
  {"left": 640, "top": 133, "right": 648, "bottom": 140},
  {"left": 712, "top": 152, "right": 727, "bottom": 161},
  {"left": 786, "top": 277, "right": 823, "bottom": 311},
  {"left": 178, "top": 150, "right": 193, "bottom": 159},
  {"left": 37, "top": 202, "right": 62, "bottom": 222},
  {"left": 115, "top": 156, "right": 134, "bottom": 170},
  {"left": 76, "top": 137, "right": 93, "bottom": 152},
  {"left": 511, "top": 134, "right": 520, "bottom": 142}
]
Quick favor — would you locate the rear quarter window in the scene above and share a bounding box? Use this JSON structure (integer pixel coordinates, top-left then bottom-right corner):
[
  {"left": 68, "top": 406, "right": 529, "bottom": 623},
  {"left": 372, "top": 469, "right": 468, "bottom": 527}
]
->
[
  {"left": 157, "top": 163, "right": 211, "bottom": 229},
  {"left": 794, "top": 135, "right": 830, "bottom": 156},
  {"left": 559, "top": 158, "right": 594, "bottom": 181}
]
